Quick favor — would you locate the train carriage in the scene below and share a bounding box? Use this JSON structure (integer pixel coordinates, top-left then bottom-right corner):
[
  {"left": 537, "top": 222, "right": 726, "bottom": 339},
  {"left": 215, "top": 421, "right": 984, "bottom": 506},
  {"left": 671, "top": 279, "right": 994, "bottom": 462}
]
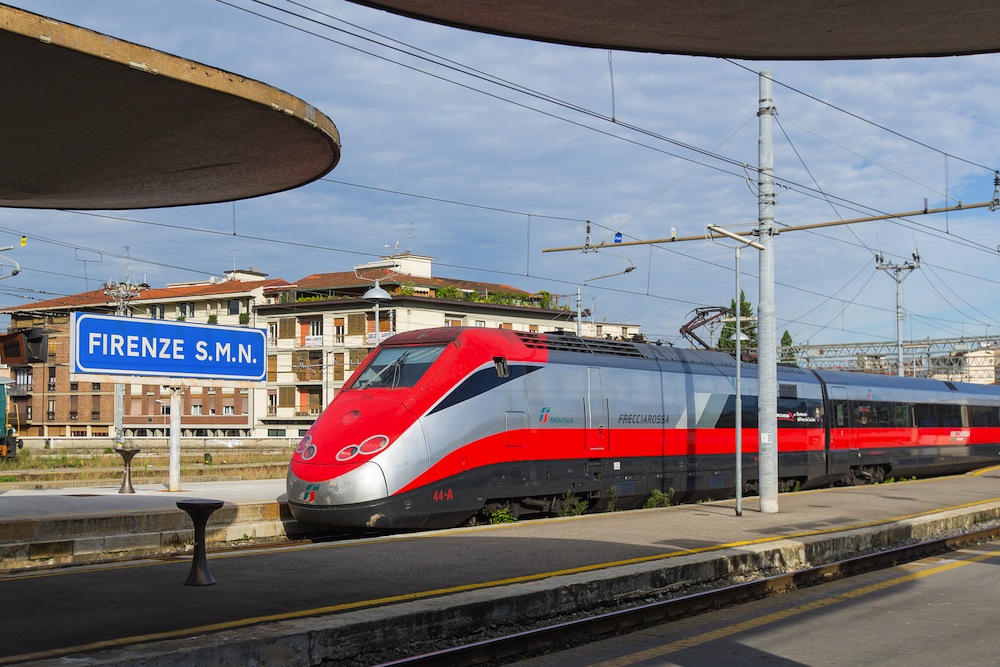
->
[{"left": 287, "top": 327, "right": 1000, "bottom": 530}]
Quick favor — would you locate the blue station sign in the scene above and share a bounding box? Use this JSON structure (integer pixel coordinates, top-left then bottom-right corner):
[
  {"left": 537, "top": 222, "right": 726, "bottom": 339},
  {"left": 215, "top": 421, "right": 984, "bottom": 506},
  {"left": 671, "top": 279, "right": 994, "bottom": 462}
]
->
[{"left": 71, "top": 313, "right": 266, "bottom": 381}]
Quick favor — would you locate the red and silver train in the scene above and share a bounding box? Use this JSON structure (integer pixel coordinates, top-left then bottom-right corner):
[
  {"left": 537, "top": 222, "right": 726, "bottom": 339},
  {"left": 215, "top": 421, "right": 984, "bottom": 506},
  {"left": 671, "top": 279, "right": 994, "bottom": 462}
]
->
[{"left": 287, "top": 327, "right": 1000, "bottom": 529}]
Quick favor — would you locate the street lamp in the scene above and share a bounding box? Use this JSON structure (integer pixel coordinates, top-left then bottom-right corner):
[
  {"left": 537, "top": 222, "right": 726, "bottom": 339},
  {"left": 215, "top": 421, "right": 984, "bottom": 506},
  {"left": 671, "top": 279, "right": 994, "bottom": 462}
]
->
[
  {"left": 355, "top": 259, "right": 398, "bottom": 347},
  {"left": 363, "top": 280, "right": 392, "bottom": 346},
  {"left": 708, "top": 225, "right": 764, "bottom": 517}
]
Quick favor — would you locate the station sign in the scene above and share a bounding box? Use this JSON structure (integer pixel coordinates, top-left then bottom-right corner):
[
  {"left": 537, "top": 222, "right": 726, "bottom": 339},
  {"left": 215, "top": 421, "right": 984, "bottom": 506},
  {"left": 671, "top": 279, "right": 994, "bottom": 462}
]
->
[{"left": 70, "top": 313, "right": 266, "bottom": 381}]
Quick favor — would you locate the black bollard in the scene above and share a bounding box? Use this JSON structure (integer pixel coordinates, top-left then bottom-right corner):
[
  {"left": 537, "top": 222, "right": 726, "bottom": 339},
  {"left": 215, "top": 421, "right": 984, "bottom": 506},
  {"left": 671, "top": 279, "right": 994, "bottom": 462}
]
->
[
  {"left": 114, "top": 447, "right": 141, "bottom": 494},
  {"left": 177, "top": 499, "right": 225, "bottom": 586}
]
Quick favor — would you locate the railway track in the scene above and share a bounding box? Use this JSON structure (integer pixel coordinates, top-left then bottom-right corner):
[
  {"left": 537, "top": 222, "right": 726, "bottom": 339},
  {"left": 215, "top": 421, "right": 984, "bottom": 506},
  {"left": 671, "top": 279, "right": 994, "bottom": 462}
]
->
[{"left": 378, "top": 524, "right": 1000, "bottom": 666}]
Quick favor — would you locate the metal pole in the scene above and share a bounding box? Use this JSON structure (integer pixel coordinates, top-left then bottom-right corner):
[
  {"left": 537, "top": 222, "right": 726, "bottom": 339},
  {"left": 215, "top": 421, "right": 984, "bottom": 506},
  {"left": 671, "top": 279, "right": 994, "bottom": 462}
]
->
[
  {"left": 895, "top": 278, "right": 904, "bottom": 376},
  {"left": 734, "top": 246, "right": 743, "bottom": 517},
  {"left": 168, "top": 386, "right": 183, "bottom": 491},
  {"left": 757, "top": 71, "right": 779, "bottom": 513},
  {"left": 576, "top": 287, "right": 582, "bottom": 336}
]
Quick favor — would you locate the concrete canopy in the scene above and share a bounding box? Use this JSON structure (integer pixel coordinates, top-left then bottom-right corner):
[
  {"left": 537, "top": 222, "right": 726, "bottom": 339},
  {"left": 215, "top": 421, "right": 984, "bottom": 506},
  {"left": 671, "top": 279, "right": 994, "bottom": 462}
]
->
[
  {"left": 0, "top": 4, "right": 340, "bottom": 210},
  {"left": 347, "top": 1, "right": 1000, "bottom": 60}
]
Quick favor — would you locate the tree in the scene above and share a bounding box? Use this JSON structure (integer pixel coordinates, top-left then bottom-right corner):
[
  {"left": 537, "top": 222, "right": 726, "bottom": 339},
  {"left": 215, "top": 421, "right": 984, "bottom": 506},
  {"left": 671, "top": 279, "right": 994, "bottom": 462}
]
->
[
  {"left": 780, "top": 330, "right": 797, "bottom": 364},
  {"left": 717, "top": 290, "right": 757, "bottom": 351}
]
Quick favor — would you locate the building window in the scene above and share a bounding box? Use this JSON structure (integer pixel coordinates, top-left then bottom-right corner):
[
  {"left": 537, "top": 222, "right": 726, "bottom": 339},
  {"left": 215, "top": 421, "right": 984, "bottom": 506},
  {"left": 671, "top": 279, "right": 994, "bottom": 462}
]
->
[
  {"left": 334, "top": 318, "right": 345, "bottom": 344},
  {"left": 70, "top": 382, "right": 78, "bottom": 391},
  {"left": 92, "top": 383, "right": 101, "bottom": 390},
  {"left": 445, "top": 316, "right": 463, "bottom": 327},
  {"left": 309, "top": 319, "right": 323, "bottom": 336},
  {"left": 48, "top": 366, "right": 56, "bottom": 391},
  {"left": 191, "top": 404, "right": 202, "bottom": 416},
  {"left": 150, "top": 304, "right": 164, "bottom": 319},
  {"left": 47, "top": 399, "right": 55, "bottom": 420},
  {"left": 223, "top": 406, "right": 234, "bottom": 416},
  {"left": 347, "top": 313, "right": 366, "bottom": 336},
  {"left": 475, "top": 320, "right": 486, "bottom": 328},
  {"left": 268, "top": 321, "right": 278, "bottom": 342},
  {"left": 228, "top": 299, "right": 241, "bottom": 315},
  {"left": 91, "top": 409, "right": 101, "bottom": 421},
  {"left": 267, "top": 429, "right": 286, "bottom": 437},
  {"left": 15, "top": 367, "right": 31, "bottom": 392},
  {"left": 26, "top": 404, "right": 32, "bottom": 421}
]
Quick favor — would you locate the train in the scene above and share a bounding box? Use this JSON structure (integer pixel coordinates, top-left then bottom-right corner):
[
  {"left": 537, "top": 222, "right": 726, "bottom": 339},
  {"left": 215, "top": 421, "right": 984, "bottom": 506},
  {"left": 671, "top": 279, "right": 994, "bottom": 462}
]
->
[{"left": 286, "top": 326, "right": 1000, "bottom": 530}]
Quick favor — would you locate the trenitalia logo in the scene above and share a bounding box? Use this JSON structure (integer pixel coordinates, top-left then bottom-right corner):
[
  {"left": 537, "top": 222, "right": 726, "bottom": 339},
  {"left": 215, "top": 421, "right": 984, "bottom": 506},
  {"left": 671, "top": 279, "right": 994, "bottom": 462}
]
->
[{"left": 539, "top": 407, "right": 574, "bottom": 424}]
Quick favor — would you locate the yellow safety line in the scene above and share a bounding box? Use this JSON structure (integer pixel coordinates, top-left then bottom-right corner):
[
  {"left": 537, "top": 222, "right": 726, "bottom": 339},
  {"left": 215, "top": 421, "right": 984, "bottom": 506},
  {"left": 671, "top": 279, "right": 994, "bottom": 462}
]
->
[{"left": 589, "top": 545, "right": 1000, "bottom": 667}]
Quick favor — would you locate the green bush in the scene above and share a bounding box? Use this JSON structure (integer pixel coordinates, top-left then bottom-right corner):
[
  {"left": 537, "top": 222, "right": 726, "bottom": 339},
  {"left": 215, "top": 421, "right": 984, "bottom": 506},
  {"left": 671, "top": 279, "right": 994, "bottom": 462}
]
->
[
  {"left": 643, "top": 487, "right": 675, "bottom": 508},
  {"left": 558, "top": 490, "right": 589, "bottom": 516},
  {"left": 488, "top": 504, "right": 517, "bottom": 524}
]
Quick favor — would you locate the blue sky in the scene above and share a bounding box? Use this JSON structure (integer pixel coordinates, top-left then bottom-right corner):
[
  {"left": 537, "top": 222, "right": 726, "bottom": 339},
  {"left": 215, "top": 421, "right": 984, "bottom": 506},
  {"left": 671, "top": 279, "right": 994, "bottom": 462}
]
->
[{"left": 5, "top": 1, "right": 1000, "bottom": 348}]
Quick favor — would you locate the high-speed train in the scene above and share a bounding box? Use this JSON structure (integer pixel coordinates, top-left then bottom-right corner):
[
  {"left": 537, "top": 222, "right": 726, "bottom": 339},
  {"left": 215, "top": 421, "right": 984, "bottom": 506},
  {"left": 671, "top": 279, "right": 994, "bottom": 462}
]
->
[{"left": 287, "top": 327, "right": 1000, "bottom": 529}]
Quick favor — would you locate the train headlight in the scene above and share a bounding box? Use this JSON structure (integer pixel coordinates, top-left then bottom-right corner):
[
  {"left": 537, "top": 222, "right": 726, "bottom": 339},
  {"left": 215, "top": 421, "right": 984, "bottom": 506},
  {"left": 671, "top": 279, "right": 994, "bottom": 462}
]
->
[
  {"left": 336, "top": 444, "right": 360, "bottom": 461},
  {"left": 295, "top": 434, "right": 318, "bottom": 460},
  {"left": 334, "top": 435, "right": 390, "bottom": 462},
  {"left": 359, "top": 434, "right": 390, "bottom": 455}
]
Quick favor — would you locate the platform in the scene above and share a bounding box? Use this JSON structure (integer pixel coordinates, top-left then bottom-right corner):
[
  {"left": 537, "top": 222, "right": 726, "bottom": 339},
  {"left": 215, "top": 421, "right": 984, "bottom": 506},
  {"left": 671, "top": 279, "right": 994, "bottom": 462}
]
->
[{"left": 2, "top": 469, "right": 1000, "bottom": 666}]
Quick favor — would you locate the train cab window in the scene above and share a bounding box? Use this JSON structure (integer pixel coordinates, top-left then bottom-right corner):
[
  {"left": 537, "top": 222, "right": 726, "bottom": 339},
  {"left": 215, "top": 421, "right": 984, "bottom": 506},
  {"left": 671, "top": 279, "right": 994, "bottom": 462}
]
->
[{"left": 350, "top": 345, "right": 445, "bottom": 389}]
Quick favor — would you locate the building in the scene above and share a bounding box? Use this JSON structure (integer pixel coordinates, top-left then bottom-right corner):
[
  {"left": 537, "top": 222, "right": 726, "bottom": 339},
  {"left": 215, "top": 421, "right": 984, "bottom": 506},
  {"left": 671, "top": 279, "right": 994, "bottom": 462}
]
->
[{"left": 1, "top": 256, "right": 640, "bottom": 441}]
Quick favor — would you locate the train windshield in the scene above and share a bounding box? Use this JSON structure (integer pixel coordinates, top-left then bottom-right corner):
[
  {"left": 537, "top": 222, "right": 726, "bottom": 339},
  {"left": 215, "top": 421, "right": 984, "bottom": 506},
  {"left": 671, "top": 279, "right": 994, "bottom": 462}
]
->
[{"left": 352, "top": 345, "right": 445, "bottom": 389}]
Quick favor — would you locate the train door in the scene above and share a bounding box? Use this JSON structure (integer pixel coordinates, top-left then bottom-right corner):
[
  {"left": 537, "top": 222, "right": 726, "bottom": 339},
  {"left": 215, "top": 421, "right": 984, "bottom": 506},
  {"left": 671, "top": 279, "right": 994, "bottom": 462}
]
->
[
  {"left": 828, "top": 385, "right": 854, "bottom": 476},
  {"left": 586, "top": 367, "right": 609, "bottom": 451}
]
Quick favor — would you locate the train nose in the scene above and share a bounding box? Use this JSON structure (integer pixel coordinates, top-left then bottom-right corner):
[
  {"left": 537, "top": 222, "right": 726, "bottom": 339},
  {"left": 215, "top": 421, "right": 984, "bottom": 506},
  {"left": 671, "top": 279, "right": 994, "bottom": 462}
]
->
[{"left": 287, "top": 459, "right": 389, "bottom": 506}]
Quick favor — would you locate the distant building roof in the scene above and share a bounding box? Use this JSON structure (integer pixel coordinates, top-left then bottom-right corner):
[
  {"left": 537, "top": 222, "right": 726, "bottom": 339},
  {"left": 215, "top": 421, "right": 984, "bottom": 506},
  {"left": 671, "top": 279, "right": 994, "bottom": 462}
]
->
[
  {"left": 2, "top": 277, "right": 291, "bottom": 315},
  {"left": 292, "top": 269, "right": 535, "bottom": 299}
]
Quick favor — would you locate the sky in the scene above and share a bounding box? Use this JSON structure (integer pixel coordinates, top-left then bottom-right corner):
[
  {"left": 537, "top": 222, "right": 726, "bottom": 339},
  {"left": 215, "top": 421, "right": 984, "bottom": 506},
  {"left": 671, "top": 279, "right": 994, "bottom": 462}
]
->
[{"left": 4, "top": 0, "right": 1000, "bottom": 349}]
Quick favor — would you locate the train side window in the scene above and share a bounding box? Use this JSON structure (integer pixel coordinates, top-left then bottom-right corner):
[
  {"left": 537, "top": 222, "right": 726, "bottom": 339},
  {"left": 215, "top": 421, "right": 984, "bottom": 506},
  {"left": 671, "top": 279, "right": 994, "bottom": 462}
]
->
[
  {"left": 939, "top": 404, "right": 962, "bottom": 427},
  {"left": 854, "top": 402, "right": 874, "bottom": 427},
  {"left": 895, "top": 403, "right": 913, "bottom": 427},
  {"left": 832, "top": 401, "right": 849, "bottom": 428},
  {"left": 869, "top": 401, "right": 892, "bottom": 427},
  {"left": 969, "top": 405, "right": 1000, "bottom": 427},
  {"left": 914, "top": 403, "right": 935, "bottom": 427}
]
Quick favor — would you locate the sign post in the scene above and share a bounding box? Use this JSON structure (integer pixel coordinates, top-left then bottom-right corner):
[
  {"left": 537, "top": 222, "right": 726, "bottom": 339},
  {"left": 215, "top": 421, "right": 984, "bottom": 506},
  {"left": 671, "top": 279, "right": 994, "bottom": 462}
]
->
[{"left": 70, "top": 313, "right": 266, "bottom": 491}]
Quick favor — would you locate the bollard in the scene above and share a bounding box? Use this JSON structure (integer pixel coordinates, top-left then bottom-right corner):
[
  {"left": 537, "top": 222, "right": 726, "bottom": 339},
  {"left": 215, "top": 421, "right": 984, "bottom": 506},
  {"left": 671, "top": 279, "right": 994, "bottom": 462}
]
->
[
  {"left": 114, "top": 447, "right": 141, "bottom": 494},
  {"left": 177, "top": 499, "right": 225, "bottom": 586}
]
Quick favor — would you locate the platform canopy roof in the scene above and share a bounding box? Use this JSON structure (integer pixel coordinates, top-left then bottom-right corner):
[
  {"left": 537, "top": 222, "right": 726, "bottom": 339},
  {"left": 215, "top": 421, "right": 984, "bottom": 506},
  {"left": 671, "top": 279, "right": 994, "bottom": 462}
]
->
[
  {"left": 347, "top": 0, "right": 1000, "bottom": 60},
  {"left": 0, "top": 3, "right": 340, "bottom": 210}
]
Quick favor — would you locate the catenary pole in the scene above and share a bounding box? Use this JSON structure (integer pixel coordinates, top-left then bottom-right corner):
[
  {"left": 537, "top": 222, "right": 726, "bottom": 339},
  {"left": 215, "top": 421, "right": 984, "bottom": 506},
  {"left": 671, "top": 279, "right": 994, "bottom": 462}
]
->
[{"left": 757, "top": 71, "right": 779, "bottom": 513}]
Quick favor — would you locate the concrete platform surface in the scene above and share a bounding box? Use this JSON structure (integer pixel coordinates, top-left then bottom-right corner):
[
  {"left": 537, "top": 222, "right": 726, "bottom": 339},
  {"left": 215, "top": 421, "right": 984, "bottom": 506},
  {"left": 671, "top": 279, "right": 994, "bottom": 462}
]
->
[{"left": 2, "top": 469, "right": 1000, "bottom": 666}]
